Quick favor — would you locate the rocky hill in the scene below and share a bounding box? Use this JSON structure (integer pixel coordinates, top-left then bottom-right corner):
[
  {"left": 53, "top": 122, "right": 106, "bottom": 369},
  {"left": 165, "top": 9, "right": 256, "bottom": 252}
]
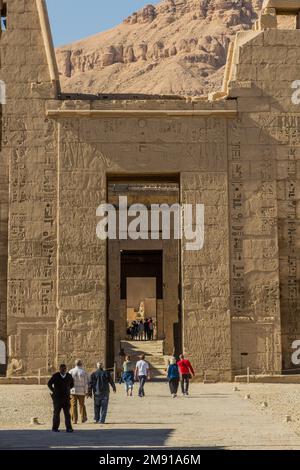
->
[{"left": 56, "top": 0, "right": 263, "bottom": 96}]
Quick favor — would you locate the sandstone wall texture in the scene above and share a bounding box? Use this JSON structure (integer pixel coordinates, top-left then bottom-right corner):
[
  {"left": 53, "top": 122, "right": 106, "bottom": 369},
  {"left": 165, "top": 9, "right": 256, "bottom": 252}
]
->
[
  {"left": 228, "top": 25, "right": 300, "bottom": 374},
  {"left": 0, "top": 1, "right": 8, "bottom": 359},
  {"left": 0, "top": 0, "right": 58, "bottom": 375},
  {"left": 0, "top": 0, "right": 300, "bottom": 380}
]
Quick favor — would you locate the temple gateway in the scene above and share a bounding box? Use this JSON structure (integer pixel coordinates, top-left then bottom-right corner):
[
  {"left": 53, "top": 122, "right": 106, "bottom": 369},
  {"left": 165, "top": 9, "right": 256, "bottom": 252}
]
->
[{"left": 0, "top": 0, "right": 300, "bottom": 381}]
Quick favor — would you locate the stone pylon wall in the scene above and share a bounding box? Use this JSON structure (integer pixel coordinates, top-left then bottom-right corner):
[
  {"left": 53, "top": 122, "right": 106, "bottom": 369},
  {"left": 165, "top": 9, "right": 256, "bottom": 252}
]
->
[
  {"left": 2, "top": 0, "right": 300, "bottom": 379},
  {"left": 0, "top": 1, "right": 8, "bottom": 358},
  {"left": 229, "top": 29, "right": 300, "bottom": 374},
  {"left": 1, "top": 0, "right": 58, "bottom": 375}
]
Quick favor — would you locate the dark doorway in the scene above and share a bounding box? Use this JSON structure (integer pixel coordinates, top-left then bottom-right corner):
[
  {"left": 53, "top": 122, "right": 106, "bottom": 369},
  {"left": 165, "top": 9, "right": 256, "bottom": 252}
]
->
[
  {"left": 106, "top": 176, "right": 182, "bottom": 363},
  {"left": 120, "top": 250, "right": 163, "bottom": 300}
]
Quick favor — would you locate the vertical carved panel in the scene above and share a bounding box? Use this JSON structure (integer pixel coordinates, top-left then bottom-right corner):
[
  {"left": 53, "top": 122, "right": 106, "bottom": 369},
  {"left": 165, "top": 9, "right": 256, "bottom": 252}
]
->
[
  {"left": 4, "top": 0, "right": 58, "bottom": 376},
  {"left": 57, "top": 123, "right": 107, "bottom": 370},
  {"left": 276, "top": 116, "right": 300, "bottom": 371},
  {"left": 228, "top": 115, "right": 282, "bottom": 375},
  {"left": 181, "top": 170, "right": 231, "bottom": 381}
]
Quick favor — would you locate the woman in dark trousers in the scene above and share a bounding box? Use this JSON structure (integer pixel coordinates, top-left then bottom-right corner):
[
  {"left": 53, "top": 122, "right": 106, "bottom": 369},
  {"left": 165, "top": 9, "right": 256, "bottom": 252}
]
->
[{"left": 167, "top": 357, "right": 180, "bottom": 398}]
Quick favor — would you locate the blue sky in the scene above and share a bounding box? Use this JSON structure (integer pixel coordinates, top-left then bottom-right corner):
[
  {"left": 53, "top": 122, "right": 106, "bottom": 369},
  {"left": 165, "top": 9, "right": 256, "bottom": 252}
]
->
[{"left": 46, "top": 0, "right": 159, "bottom": 47}]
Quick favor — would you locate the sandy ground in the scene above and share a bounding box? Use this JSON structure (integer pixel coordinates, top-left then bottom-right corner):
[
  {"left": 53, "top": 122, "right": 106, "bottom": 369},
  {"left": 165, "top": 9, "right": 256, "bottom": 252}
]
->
[
  {"left": 1, "top": 382, "right": 300, "bottom": 449},
  {"left": 236, "top": 383, "right": 300, "bottom": 435}
]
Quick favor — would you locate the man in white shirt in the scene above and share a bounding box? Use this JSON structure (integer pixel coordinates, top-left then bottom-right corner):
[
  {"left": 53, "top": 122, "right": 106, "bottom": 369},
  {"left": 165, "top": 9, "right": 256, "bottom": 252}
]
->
[
  {"left": 135, "top": 355, "right": 150, "bottom": 398},
  {"left": 69, "top": 359, "right": 89, "bottom": 424}
]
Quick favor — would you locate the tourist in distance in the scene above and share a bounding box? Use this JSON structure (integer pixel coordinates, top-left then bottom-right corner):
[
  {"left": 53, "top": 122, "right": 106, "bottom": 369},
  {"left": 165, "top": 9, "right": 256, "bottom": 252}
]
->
[
  {"left": 177, "top": 354, "right": 195, "bottom": 396},
  {"left": 167, "top": 357, "right": 180, "bottom": 398},
  {"left": 133, "top": 321, "right": 139, "bottom": 340},
  {"left": 48, "top": 364, "right": 74, "bottom": 433},
  {"left": 144, "top": 318, "right": 150, "bottom": 340},
  {"left": 122, "top": 355, "right": 135, "bottom": 397},
  {"left": 69, "top": 359, "right": 89, "bottom": 424},
  {"left": 88, "top": 362, "right": 116, "bottom": 424},
  {"left": 135, "top": 354, "right": 150, "bottom": 398},
  {"left": 138, "top": 320, "right": 144, "bottom": 341},
  {"left": 148, "top": 318, "right": 154, "bottom": 340}
]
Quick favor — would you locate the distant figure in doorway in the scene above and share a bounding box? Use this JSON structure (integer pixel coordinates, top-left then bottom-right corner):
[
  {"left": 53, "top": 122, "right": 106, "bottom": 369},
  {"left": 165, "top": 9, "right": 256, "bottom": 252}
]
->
[
  {"left": 69, "top": 359, "right": 89, "bottom": 424},
  {"left": 122, "top": 355, "right": 135, "bottom": 397},
  {"left": 126, "top": 325, "right": 132, "bottom": 339},
  {"left": 135, "top": 354, "right": 150, "bottom": 398},
  {"left": 177, "top": 354, "right": 195, "bottom": 396},
  {"left": 128, "top": 321, "right": 134, "bottom": 341},
  {"left": 167, "top": 357, "right": 180, "bottom": 398},
  {"left": 132, "top": 321, "right": 139, "bottom": 340},
  {"left": 48, "top": 364, "right": 74, "bottom": 433},
  {"left": 144, "top": 318, "right": 150, "bottom": 340},
  {"left": 89, "top": 362, "right": 116, "bottom": 424},
  {"left": 149, "top": 318, "right": 154, "bottom": 340},
  {"left": 138, "top": 320, "right": 144, "bottom": 341}
]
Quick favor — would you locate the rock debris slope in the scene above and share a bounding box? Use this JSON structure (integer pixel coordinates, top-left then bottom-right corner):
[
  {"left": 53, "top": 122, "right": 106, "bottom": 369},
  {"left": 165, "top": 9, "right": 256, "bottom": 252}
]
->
[{"left": 56, "top": 0, "right": 263, "bottom": 96}]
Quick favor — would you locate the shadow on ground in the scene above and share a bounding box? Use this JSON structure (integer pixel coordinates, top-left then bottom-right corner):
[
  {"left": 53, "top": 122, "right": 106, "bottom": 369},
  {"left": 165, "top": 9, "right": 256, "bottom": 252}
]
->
[{"left": 0, "top": 428, "right": 181, "bottom": 449}]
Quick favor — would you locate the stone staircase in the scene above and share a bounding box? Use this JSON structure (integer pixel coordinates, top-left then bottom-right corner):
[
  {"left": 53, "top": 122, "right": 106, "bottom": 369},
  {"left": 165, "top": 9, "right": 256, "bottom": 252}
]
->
[{"left": 120, "top": 340, "right": 169, "bottom": 380}]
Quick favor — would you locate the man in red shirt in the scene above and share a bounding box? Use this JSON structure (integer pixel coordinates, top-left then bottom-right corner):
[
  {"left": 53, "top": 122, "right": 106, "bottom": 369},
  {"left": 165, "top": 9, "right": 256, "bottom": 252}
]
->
[{"left": 177, "top": 354, "right": 195, "bottom": 396}]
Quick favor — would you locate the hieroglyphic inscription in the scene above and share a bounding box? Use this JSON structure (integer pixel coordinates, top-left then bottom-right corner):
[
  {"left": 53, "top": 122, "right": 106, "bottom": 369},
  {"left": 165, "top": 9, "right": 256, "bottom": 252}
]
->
[
  {"left": 277, "top": 115, "right": 299, "bottom": 367},
  {"left": 40, "top": 149, "right": 56, "bottom": 316},
  {"left": 229, "top": 126, "right": 245, "bottom": 314},
  {"left": 286, "top": 148, "right": 297, "bottom": 321},
  {"left": 260, "top": 148, "right": 276, "bottom": 236}
]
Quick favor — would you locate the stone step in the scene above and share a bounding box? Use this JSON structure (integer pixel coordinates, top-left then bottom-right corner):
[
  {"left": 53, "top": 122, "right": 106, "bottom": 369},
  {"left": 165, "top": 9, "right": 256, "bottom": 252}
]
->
[
  {"left": 121, "top": 340, "right": 164, "bottom": 347},
  {"left": 121, "top": 340, "right": 164, "bottom": 356},
  {"left": 120, "top": 340, "right": 167, "bottom": 379},
  {"left": 121, "top": 345, "right": 164, "bottom": 352},
  {"left": 124, "top": 351, "right": 164, "bottom": 358},
  {"left": 145, "top": 356, "right": 167, "bottom": 364}
]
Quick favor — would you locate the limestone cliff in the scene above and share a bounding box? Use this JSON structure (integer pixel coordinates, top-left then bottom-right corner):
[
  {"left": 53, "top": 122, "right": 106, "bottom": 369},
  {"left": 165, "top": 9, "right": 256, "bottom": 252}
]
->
[{"left": 56, "top": 0, "right": 263, "bottom": 96}]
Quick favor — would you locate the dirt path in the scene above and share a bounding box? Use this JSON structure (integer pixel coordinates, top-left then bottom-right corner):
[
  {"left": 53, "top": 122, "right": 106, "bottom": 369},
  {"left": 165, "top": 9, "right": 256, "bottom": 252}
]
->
[{"left": 0, "top": 383, "right": 300, "bottom": 449}]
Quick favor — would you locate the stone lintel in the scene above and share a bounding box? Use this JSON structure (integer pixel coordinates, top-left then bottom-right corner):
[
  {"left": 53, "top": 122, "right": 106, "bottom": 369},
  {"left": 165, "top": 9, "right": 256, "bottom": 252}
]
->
[
  {"left": 263, "top": 0, "right": 300, "bottom": 12},
  {"left": 46, "top": 109, "right": 238, "bottom": 119}
]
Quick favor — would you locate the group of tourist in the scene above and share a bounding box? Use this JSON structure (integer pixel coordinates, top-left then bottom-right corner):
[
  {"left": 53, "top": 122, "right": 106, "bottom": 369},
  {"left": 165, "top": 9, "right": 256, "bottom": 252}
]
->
[
  {"left": 47, "top": 354, "right": 195, "bottom": 432},
  {"left": 47, "top": 360, "right": 116, "bottom": 433},
  {"left": 121, "top": 353, "right": 195, "bottom": 399},
  {"left": 127, "top": 318, "right": 155, "bottom": 341}
]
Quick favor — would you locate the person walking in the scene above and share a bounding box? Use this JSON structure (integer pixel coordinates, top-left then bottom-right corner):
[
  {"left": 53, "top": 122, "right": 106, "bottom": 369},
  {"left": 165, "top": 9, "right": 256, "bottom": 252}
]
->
[
  {"left": 138, "top": 320, "right": 144, "bottom": 341},
  {"left": 48, "top": 364, "right": 74, "bottom": 433},
  {"left": 135, "top": 354, "right": 150, "bottom": 398},
  {"left": 69, "top": 359, "right": 89, "bottom": 424},
  {"left": 167, "top": 357, "right": 180, "bottom": 398},
  {"left": 88, "top": 362, "right": 116, "bottom": 424},
  {"left": 122, "top": 355, "right": 135, "bottom": 397},
  {"left": 177, "top": 354, "right": 195, "bottom": 396}
]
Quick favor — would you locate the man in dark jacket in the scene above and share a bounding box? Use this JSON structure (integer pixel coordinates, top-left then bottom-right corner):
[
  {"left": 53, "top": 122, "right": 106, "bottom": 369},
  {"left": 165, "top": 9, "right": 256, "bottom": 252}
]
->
[
  {"left": 89, "top": 362, "right": 116, "bottom": 424},
  {"left": 48, "top": 364, "right": 74, "bottom": 432}
]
